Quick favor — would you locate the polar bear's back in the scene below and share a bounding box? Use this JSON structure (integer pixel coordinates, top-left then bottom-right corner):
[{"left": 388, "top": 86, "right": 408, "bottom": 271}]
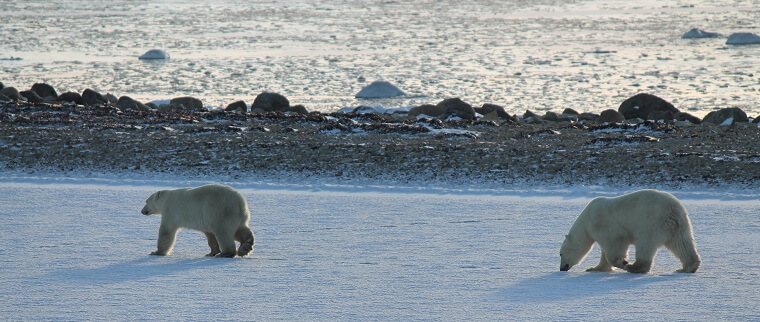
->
[
  {"left": 164, "top": 184, "right": 250, "bottom": 231},
  {"left": 586, "top": 189, "right": 687, "bottom": 235}
]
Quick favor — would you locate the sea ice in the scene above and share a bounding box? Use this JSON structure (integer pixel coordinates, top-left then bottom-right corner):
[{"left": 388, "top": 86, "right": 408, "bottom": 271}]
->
[
  {"left": 725, "top": 33, "right": 760, "bottom": 45},
  {"left": 355, "top": 81, "right": 406, "bottom": 99},
  {"left": 681, "top": 28, "right": 721, "bottom": 39},
  {"left": 138, "top": 49, "right": 170, "bottom": 60}
]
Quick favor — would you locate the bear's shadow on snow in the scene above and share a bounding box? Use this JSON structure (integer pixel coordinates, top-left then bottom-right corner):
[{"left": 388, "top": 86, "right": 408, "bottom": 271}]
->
[
  {"left": 497, "top": 271, "right": 687, "bottom": 302},
  {"left": 53, "top": 256, "right": 230, "bottom": 284}
]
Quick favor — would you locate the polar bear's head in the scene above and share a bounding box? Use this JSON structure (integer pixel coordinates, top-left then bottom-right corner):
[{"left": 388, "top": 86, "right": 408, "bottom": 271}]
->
[
  {"left": 560, "top": 234, "right": 587, "bottom": 271},
  {"left": 141, "top": 190, "right": 166, "bottom": 215}
]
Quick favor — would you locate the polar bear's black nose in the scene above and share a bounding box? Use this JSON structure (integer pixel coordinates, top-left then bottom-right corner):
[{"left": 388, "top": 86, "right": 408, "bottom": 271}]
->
[
  {"left": 142, "top": 210, "right": 148, "bottom": 215},
  {"left": 560, "top": 264, "right": 570, "bottom": 271}
]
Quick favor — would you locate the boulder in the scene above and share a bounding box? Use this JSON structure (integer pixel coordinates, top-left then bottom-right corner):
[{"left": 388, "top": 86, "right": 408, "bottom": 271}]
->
[
  {"left": 542, "top": 111, "right": 575, "bottom": 122},
  {"left": 146, "top": 102, "right": 158, "bottom": 110},
  {"left": 117, "top": 96, "right": 151, "bottom": 111},
  {"left": 681, "top": 28, "right": 721, "bottom": 39},
  {"left": 82, "top": 88, "right": 107, "bottom": 106},
  {"left": 138, "top": 49, "right": 170, "bottom": 60},
  {"left": 674, "top": 112, "right": 702, "bottom": 124},
  {"left": 523, "top": 110, "right": 541, "bottom": 120},
  {"left": 0, "top": 87, "right": 21, "bottom": 101},
  {"left": 225, "top": 100, "right": 247, "bottom": 113},
  {"left": 752, "top": 116, "right": 759, "bottom": 124},
  {"left": 600, "top": 109, "right": 625, "bottom": 123},
  {"left": 726, "top": 32, "right": 760, "bottom": 45},
  {"left": 479, "top": 103, "right": 517, "bottom": 122},
  {"left": 702, "top": 107, "right": 748, "bottom": 125},
  {"left": 104, "top": 93, "right": 118, "bottom": 104},
  {"left": 289, "top": 104, "right": 309, "bottom": 114},
  {"left": 618, "top": 93, "right": 679, "bottom": 120},
  {"left": 252, "top": 92, "right": 289, "bottom": 112},
  {"left": 355, "top": 80, "right": 406, "bottom": 99},
  {"left": 20, "top": 90, "right": 44, "bottom": 103},
  {"left": 31, "top": 83, "right": 58, "bottom": 99},
  {"left": 157, "top": 103, "right": 187, "bottom": 113},
  {"left": 0, "top": 93, "right": 10, "bottom": 102},
  {"left": 578, "top": 112, "right": 599, "bottom": 122},
  {"left": 170, "top": 96, "right": 204, "bottom": 112},
  {"left": 562, "top": 108, "right": 579, "bottom": 115},
  {"left": 647, "top": 110, "right": 674, "bottom": 122},
  {"left": 57, "top": 92, "right": 84, "bottom": 105},
  {"left": 438, "top": 98, "right": 475, "bottom": 120},
  {"left": 0, "top": 82, "right": 3, "bottom": 90},
  {"left": 408, "top": 104, "right": 445, "bottom": 118}
]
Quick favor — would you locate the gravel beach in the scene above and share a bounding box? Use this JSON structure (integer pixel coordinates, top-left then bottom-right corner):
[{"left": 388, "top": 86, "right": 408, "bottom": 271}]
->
[{"left": 1, "top": 100, "right": 758, "bottom": 189}]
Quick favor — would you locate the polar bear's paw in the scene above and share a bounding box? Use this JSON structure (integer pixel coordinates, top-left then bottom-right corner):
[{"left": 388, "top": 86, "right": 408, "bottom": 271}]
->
[{"left": 624, "top": 261, "right": 652, "bottom": 274}]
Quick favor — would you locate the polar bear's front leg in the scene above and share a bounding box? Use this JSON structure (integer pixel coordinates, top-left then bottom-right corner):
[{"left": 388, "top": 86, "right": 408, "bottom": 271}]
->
[
  {"left": 599, "top": 241, "right": 629, "bottom": 269},
  {"left": 587, "top": 251, "right": 614, "bottom": 272},
  {"left": 204, "top": 232, "right": 221, "bottom": 257},
  {"left": 151, "top": 224, "right": 178, "bottom": 256}
]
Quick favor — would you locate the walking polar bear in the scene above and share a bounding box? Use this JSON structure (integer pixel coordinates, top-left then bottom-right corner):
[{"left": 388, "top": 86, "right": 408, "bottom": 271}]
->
[
  {"left": 141, "top": 184, "right": 254, "bottom": 257},
  {"left": 560, "top": 189, "right": 700, "bottom": 273}
]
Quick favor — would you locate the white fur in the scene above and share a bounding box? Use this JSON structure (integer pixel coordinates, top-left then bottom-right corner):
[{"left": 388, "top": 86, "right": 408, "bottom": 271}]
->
[
  {"left": 560, "top": 189, "right": 700, "bottom": 273},
  {"left": 141, "top": 184, "right": 254, "bottom": 257}
]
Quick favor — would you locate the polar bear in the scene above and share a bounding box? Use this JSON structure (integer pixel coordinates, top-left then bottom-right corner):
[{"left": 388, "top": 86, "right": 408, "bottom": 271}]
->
[
  {"left": 560, "top": 189, "right": 700, "bottom": 273},
  {"left": 141, "top": 184, "right": 254, "bottom": 257}
]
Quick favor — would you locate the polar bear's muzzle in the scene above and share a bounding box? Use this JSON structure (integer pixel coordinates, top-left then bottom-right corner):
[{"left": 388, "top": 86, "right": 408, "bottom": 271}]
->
[{"left": 560, "top": 264, "right": 570, "bottom": 271}]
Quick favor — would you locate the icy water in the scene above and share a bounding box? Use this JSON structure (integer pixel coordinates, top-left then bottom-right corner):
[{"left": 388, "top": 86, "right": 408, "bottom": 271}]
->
[
  {"left": 1, "top": 0, "right": 759, "bottom": 117},
  {"left": 0, "top": 180, "right": 759, "bottom": 319}
]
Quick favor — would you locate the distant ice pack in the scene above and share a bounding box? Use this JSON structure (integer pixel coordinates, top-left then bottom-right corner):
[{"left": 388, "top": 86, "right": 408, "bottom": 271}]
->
[
  {"left": 726, "top": 32, "right": 760, "bottom": 45},
  {"left": 355, "top": 80, "right": 406, "bottom": 99},
  {"left": 139, "top": 49, "right": 170, "bottom": 60}
]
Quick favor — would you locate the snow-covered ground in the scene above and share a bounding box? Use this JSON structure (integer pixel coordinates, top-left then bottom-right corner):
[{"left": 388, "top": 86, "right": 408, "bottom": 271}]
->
[{"left": 0, "top": 176, "right": 758, "bottom": 319}]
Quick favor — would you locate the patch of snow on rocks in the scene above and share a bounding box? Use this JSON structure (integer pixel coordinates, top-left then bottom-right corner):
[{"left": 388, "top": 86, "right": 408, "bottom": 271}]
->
[
  {"left": 720, "top": 117, "right": 734, "bottom": 126},
  {"left": 355, "top": 80, "right": 406, "bottom": 99}
]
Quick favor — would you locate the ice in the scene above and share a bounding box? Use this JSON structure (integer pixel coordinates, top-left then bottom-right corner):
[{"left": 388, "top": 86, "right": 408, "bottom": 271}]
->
[
  {"left": 725, "top": 33, "right": 760, "bottom": 45},
  {"left": 138, "top": 49, "right": 170, "bottom": 60},
  {"left": 720, "top": 117, "right": 733, "bottom": 126},
  {"left": 681, "top": 28, "right": 721, "bottom": 39},
  {"left": 355, "top": 81, "right": 406, "bottom": 99},
  {"left": 0, "top": 176, "right": 758, "bottom": 320}
]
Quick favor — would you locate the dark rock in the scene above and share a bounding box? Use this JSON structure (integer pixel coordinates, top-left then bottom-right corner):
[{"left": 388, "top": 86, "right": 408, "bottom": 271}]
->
[
  {"left": 289, "top": 104, "right": 309, "bottom": 114},
  {"left": 480, "top": 103, "right": 517, "bottom": 122},
  {"left": 523, "top": 110, "right": 541, "bottom": 120},
  {"left": 146, "top": 102, "right": 158, "bottom": 110},
  {"left": 104, "top": 93, "right": 118, "bottom": 104},
  {"left": 703, "top": 107, "right": 749, "bottom": 125},
  {"left": 647, "top": 110, "right": 674, "bottom": 122},
  {"left": 117, "top": 96, "right": 151, "bottom": 111},
  {"left": 225, "top": 100, "right": 247, "bottom": 113},
  {"left": 0, "top": 93, "right": 10, "bottom": 102},
  {"left": 600, "top": 109, "right": 625, "bottom": 123},
  {"left": 542, "top": 111, "right": 574, "bottom": 122},
  {"left": 20, "top": 90, "right": 44, "bottom": 103},
  {"left": 674, "top": 112, "right": 701, "bottom": 124},
  {"left": 57, "top": 92, "right": 83, "bottom": 105},
  {"left": 437, "top": 98, "right": 475, "bottom": 120},
  {"left": 618, "top": 93, "right": 679, "bottom": 120},
  {"left": 82, "top": 88, "right": 107, "bottom": 106},
  {"left": 157, "top": 103, "right": 188, "bottom": 113},
  {"left": 578, "top": 113, "right": 599, "bottom": 122},
  {"left": 170, "top": 96, "right": 204, "bottom": 112},
  {"left": 0, "top": 87, "right": 21, "bottom": 101},
  {"left": 562, "top": 108, "right": 579, "bottom": 115},
  {"left": 752, "top": 116, "right": 759, "bottom": 124},
  {"left": 252, "top": 92, "right": 289, "bottom": 112},
  {"left": 681, "top": 28, "right": 721, "bottom": 39},
  {"left": 408, "top": 104, "right": 446, "bottom": 118},
  {"left": 31, "top": 83, "right": 57, "bottom": 98},
  {"left": 0, "top": 82, "right": 3, "bottom": 90}
]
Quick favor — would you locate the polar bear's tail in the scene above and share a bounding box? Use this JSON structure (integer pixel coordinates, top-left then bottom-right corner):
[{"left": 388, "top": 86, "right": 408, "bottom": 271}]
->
[{"left": 665, "top": 206, "right": 701, "bottom": 273}]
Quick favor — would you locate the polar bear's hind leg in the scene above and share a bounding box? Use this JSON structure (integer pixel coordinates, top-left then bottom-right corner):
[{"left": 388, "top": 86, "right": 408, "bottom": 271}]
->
[{"left": 204, "top": 232, "right": 221, "bottom": 257}]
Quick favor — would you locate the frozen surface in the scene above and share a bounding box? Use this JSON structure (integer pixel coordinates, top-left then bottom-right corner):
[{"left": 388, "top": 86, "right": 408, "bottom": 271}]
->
[
  {"left": 0, "top": 176, "right": 759, "bottom": 320},
  {"left": 1, "top": 0, "right": 759, "bottom": 116}
]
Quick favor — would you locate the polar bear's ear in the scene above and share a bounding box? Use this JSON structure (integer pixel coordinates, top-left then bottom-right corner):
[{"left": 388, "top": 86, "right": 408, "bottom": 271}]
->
[{"left": 156, "top": 190, "right": 163, "bottom": 200}]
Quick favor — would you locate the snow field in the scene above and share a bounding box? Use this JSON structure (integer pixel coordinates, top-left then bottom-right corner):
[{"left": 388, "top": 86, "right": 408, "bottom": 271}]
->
[{"left": 0, "top": 181, "right": 758, "bottom": 320}]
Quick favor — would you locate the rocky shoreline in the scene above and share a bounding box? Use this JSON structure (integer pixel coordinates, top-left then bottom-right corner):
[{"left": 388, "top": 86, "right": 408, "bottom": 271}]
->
[{"left": 1, "top": 91, "right": 759, "bottom": 188}]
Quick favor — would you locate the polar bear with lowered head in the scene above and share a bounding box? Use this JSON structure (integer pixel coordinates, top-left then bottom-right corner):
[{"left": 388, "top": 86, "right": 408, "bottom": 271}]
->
[
  {"left": 141, "top": 184, "right": 254, "bottom": 257},
  {"left": 560, "top": 189, "right": 700, "bottom": 273}
]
